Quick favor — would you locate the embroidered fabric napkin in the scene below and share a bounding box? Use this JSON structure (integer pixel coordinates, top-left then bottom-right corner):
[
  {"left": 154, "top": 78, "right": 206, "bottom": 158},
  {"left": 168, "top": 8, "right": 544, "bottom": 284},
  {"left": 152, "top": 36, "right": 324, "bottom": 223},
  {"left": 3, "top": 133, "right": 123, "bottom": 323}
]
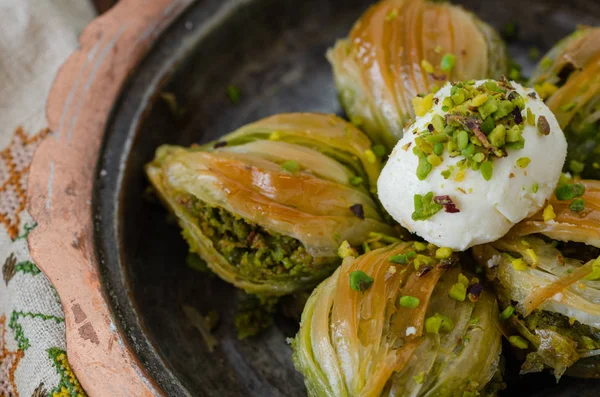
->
[{"left": 0, "top": 1, "right": 96, "bottom": 395}]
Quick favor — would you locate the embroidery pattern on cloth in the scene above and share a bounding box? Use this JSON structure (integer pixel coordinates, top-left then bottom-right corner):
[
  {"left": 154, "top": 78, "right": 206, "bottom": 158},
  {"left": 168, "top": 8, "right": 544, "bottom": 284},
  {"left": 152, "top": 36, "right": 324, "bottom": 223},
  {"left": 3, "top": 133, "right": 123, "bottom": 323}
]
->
[{"left": 0, "top": 128, "right": 49, "bottom": 240}]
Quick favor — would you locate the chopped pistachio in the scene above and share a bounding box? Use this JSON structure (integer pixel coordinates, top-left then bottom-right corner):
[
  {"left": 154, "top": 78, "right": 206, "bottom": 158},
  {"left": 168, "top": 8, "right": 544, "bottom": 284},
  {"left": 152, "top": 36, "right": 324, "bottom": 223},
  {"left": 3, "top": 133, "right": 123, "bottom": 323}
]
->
[
  {"left": 478, "top": 97, "right": 498, "bottom": 119},
  {"left": 417, "top": 155, "right": 433, "bottom": 180},
  {"left": 555, "top": 183, "right": 585, "bottom": 200},
  {"left": 506, "top": 125, "right": 522, "bottom": 143},
  {"left": 480, "top": 117, "right": 494, "bottom": 134},
  {"left": 372, "top": 144, "right": 387, "bottom": 157},
  {"left": 525, "top": 248, "right": 538, "bottom": 266},
  {"left": 442, "top": 97, "right": 454, "bottom": 109},
  {"left": 399, "top": 295, "right": 420, "bottom": 308},
  {"left": 449, "top": 282, "right": 467, "bottom": 301},
  {"left": 427, "top": 153, "right": 442, "bottom": 166},
  {"left": 500, "top": 306, "right": 515, "bottom": 320},
  {"left": 570, "top": 198, "right": 586, "bottom": 212},
  {"left": 420, "top": 59, "right": 434, "bottom": 73},
  {"left": 281, "top": 160, "right": 299, "bottom": 173},
  {"left": 425, "top": 313, "right": 454, "bottom": 334},
  {"left": 431, "top": 114, "right": 445, "bottom": 132},
  {"left": 584, "top": 257, "right": 600, "bottom": 281},
  {"left": 226, "top": 85, "right": 241, "bottom": 104},
  {"left": 493, "top": 100, "right": 515, "bottom": 120},
  {"left": 471, "top": 94, "right": 488, "bottom": 107},
  {"left": 569, "top": 160, "right": 585, "bottom": 174},
  {"left": 338, "top": 241, "right": 357, "bottom": 258},
  {"left": 413, "top": 241, "right": 427, "bottom": 251},
  {"left": 435, "top": 247, "right": 453, "bottom": 259},
  {"left": 389, "top": 251, "right": 416, "bottom": 264},
  {"left": 512, "top": 258, "right": 527, "bottom": 271},
  {"left": 481, "top": 160, "right": 493, "bottom": 181},
  {"left": 543, "top": 205, "right": 556, "bottom": 222},
  {"left": 349, "top": 270, "right": 374, "bottom": 291},
  {"left": 526, "top": 108, "right": 535, "bottom": 126},
  {"left": 451, "top": 89, "right": 466, "bottom": 105},
  {"left": 508, "top": 68, "right": 520, "bottom": 81},
  {"left": 364, "top": 149, "right": 377, "bottom": 164},
  {"left": 433, "top": 142, "right": 444, "bottom": 156},
  {"left": 473, "top": 153, "right": 485, "bottom": 163},
  {"left": 532, "top": 183, "right": 539, "bottom": 193},
  {"left": 457, "top": 130, "right": 469, "bottom": 149},
  {"left": 413, "top": 93, "right": 434, "bottom": 116},
  {"left": 414, "top": 254, "right": 434, "bottom": 270},
  {"left": 458, "top": 273, "right": 469, "bottom": 287},
  {"left": 440, "top": 54, "right": 456, "bottom": 72},
  {"left": 488, "top": 125, "right": 506, "bottom": 147},
  {"left": 516, "top": 157, "right": 531, "bottom": 168},
  {"left": 412, "top": 192, "right": 443, "bottom": 221}
]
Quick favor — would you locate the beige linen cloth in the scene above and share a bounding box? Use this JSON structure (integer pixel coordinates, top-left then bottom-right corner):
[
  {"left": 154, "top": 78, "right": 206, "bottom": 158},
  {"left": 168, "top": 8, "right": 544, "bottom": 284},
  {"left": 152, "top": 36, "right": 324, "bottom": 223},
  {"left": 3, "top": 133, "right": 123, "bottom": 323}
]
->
[{"left": 0, "top": 1, "right": 96, "bottom": 395}]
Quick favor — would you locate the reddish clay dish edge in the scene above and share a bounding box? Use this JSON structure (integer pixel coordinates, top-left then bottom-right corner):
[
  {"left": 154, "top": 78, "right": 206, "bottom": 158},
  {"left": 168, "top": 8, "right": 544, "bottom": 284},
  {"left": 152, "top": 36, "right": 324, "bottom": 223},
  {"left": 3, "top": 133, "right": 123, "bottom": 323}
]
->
[{"left": 26, "top": 0, "right": 192, "bottom": 395}]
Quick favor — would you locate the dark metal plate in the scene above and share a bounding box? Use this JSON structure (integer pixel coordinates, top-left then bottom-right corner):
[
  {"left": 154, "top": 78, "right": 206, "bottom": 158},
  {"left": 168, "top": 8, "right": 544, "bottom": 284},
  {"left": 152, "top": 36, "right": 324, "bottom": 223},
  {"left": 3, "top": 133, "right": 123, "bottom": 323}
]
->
[{"left": 95, "top": 0, "right": 600, "bottom": 395}]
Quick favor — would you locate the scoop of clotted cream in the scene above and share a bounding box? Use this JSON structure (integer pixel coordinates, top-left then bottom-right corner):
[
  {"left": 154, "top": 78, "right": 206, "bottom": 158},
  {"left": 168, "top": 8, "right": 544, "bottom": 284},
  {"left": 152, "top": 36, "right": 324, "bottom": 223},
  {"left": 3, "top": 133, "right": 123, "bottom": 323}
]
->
[{"left": 378, "top": 79, "right": 567, "bottom": 251}]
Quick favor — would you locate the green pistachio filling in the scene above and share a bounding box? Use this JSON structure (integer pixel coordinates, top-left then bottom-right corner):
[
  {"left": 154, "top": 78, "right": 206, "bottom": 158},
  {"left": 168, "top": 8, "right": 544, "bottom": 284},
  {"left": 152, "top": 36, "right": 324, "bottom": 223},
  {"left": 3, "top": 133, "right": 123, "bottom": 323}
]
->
[
  {"left": 523, "top": 310, "right": 600, "bottom": 351},
  {"left": 177, "top": 194, "right": 337, "bottom": 280},
  {"left": 411, "top": 80, "right": 546, "bottom": 182}
]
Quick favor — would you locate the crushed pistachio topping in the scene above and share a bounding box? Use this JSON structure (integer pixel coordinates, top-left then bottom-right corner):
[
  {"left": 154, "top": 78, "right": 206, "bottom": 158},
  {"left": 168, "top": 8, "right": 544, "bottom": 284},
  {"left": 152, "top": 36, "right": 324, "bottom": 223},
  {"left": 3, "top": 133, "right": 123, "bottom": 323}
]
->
[
  {"left": 412, "top": 192, "right": 443, "bottom": 220},
  {"left": 500, "top": 305, "right": 515, "bottom": 320},
  {"left": 399, "top": 295, "right": 420, "bottom": 308},
  {"left": 412, "top": 93, "right": 435, "bottom": 117},
  {"left": 414, "top": 254, "right": 434, "bottom": 270},
  {"left": 584, "top": 257, "right": 600, "bottom": 281},
  {"left": 364, "top": 149, "right": 377, "bottom": 164},
  {"left": 389, "top": 251, "right": 416, "bottom": 264},
  {"left": 569, "top": 159, "right": 585, "bottom": 174},
  {"left": 435, "top": 247, "right": 453, "bottom": 259},
  {"left": 525, "top": 248, "right": 538, "bottom": 266},
  {"left": 503, "top": 252, "right": 527, "bottom": 271},
  {"left": 420, "top": 59, "right": 434, "bottom": 74},
  {"left": 338, "top": 241, "right": 358, "bottom": 259},
  {"left": 449, "top": 282, "right": 467, "bottom": 301},
  {"left": 226, "top": 85, "right": 241, "bottom": 104},
  {"left": 410, "top": 80, "right": 536, "bottom": 183},
  {"left": 556, "top": 183, "right": 585, "bottom": 200},
  {"left": 281, "top": 160, "right": 299, "bottom": 173},
  {"left": 516, "top": 157, "right": 531, "bottom": 168},
  {"left": 413, "top": 241, "right": 427, "bottom": 251},
  {"left": 440, "top": 54, "right": 456, "bottom": 72},
  {"left": 372, "top": 144, "right": 387, "bottom": 157},
  {"left": 543, "top": 205, "right": 556, "bottom": 222},
  {"left": 349, "top": 270, "right": 374, "bottom": 292},
  {"left": 534, "top": 81, "right": 558, "bottom": 100},
  {"left": 425, "top": 313, "right": 455, "bottom": 334},
  {"left": 570, "top": 198, "right": 586, "bottom": 212}
]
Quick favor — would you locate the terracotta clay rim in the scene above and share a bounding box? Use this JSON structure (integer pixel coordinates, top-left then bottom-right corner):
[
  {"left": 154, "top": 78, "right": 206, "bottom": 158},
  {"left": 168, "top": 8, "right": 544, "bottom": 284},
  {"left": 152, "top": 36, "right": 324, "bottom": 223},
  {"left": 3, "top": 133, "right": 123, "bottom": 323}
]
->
[{"left": 26, "top": 0, "right": 192, "bottom": 395}]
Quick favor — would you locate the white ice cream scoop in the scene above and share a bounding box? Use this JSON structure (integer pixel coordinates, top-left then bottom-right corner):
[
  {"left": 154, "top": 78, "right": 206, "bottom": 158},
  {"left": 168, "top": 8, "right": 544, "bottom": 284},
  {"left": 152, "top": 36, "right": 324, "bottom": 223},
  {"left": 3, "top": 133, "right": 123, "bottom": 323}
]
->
[{"left": 378, "top": 80, "right": 567, "bottom": 251}]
